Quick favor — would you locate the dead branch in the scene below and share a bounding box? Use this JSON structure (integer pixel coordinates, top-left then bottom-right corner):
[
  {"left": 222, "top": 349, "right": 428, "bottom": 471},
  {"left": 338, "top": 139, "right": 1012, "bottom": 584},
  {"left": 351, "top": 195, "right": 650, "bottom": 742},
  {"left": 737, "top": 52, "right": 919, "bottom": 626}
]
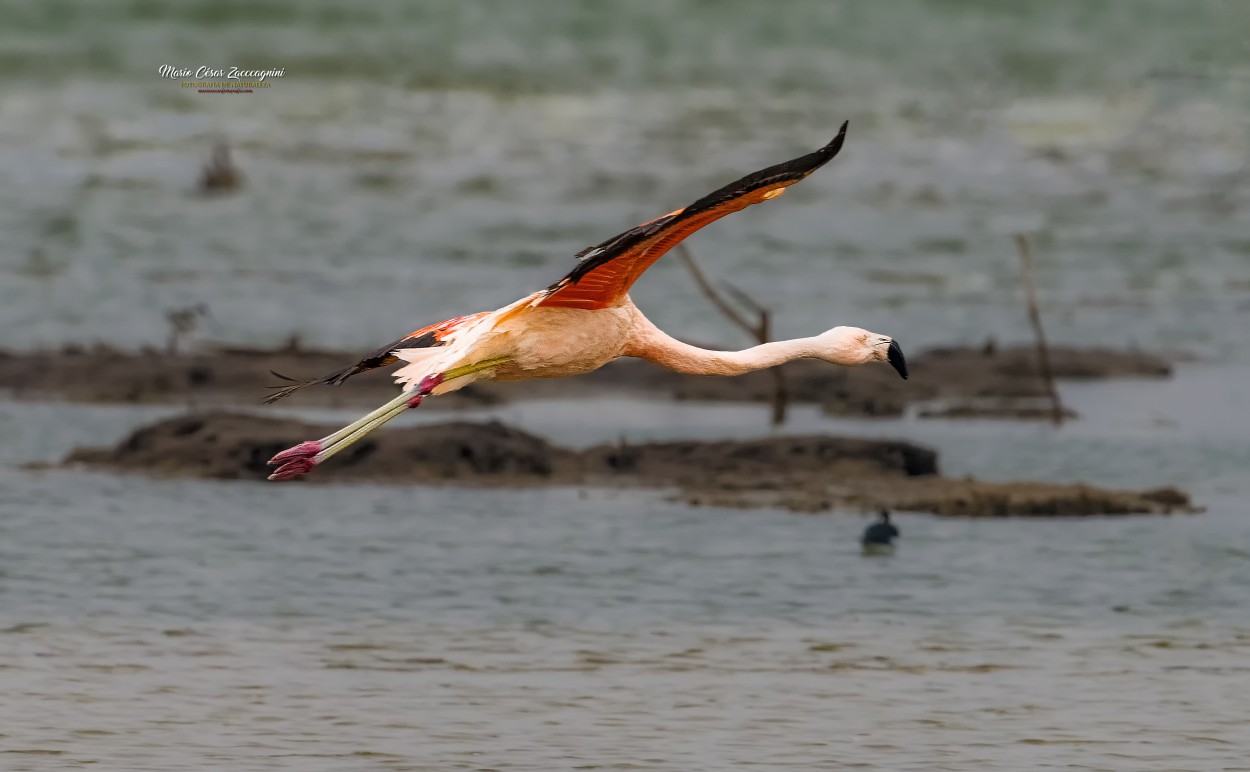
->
[
  {"left": 677, "top": 244, "right": 789, "bottom": 425},
  {"left": 722, "top": 280, "right": 767, "bottom": 319},
  {"left": 1014, "top": 234, "right": 1065, "bottom": 426},
  {"left": 676, "top": 245, "right": 759, "bottom": 339}
]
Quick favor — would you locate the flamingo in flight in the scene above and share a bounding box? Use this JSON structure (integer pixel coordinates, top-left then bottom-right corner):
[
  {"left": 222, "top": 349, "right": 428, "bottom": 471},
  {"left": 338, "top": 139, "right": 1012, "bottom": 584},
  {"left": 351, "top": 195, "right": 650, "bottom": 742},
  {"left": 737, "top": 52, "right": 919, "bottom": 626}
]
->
[{"left": 265, "top": 122, "right": 907, "bottom": 481}]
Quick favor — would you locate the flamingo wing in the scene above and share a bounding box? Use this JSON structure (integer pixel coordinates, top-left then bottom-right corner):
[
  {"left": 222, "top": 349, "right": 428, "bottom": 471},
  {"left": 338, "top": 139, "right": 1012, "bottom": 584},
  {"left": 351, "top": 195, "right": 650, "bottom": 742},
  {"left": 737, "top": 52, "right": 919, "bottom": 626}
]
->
[
  {"left": 537, "top": 122, "right": 848, "bottom": 310},
  {"left": 263, "top": 312, "right": 490, "bottom": 403}
]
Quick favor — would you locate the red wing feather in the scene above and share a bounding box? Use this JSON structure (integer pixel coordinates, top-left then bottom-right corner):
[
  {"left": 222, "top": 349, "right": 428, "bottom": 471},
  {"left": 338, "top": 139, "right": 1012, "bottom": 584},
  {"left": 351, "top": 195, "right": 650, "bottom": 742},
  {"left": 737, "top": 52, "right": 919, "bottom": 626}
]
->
[{"left": 538, "top": 122, "right": 848, "bottom": 310}]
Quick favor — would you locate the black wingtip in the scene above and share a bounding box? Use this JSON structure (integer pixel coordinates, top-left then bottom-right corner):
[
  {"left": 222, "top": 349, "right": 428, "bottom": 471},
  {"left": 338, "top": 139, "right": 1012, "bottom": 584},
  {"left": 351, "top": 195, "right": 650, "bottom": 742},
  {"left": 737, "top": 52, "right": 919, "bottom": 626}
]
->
[
  {"left": 788, "top": 120, "right": 849, "bottom": 180},
  {"left": 831, "top": 120, "right": 849, "bottom": 149},
  {"left": 817, "top": 120, "right": 849, "bottom": 160}
]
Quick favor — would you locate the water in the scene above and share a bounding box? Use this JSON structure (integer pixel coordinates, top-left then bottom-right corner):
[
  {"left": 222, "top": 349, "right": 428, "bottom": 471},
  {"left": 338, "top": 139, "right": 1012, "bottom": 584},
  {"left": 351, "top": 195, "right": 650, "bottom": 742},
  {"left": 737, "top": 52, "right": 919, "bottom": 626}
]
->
[
  {"left": 2, "top": 1, "right": 1250, "bottom": 768},
  {"left": 2, "top": 369, "right": 1249, "bottom": 769},
  {"left": 1, "top": 1, "right": 1247, "bottom": 357},
  {"left": 1, "top": 483, "right": 1247, "bottom": 770}
]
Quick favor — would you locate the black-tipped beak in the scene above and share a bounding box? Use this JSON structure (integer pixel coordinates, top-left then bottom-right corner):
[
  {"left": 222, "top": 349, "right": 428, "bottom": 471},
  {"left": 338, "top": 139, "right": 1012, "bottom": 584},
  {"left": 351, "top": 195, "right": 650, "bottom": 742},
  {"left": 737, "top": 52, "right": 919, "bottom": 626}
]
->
[{"left": 887, "top": 339, "right": 908, "bottom": 380}]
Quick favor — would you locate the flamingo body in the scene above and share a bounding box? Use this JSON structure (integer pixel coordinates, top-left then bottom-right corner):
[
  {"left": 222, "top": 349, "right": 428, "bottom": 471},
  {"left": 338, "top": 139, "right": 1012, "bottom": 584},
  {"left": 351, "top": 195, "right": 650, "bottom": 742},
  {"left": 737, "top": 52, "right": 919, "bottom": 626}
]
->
[
  {"left": 386, "top": 303, "right": 638, "bottom": 394},
  {"left": 266, "top": 122, "right": 909, "bottom": 481}
]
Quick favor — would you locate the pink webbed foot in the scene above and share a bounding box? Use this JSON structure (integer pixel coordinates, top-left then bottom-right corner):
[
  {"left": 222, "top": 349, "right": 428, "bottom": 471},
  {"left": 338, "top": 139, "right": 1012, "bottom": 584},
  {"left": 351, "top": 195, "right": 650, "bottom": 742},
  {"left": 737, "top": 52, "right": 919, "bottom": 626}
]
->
[
  {"left": 268, "top": 440, "right": 322, "bottom": 466},
  {"left": 267, "top": 440, "right": 322, "bottom": 481},
  {"left": 268, "top": 456, "right": 316, "bottom": 481}
]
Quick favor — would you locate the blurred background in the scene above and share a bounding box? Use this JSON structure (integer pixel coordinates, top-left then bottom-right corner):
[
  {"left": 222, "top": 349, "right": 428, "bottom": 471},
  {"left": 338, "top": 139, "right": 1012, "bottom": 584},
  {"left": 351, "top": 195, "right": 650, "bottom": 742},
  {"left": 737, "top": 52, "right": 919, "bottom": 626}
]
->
[{"left": 1, "top": 1, "right": 1249, "bottom": 769}]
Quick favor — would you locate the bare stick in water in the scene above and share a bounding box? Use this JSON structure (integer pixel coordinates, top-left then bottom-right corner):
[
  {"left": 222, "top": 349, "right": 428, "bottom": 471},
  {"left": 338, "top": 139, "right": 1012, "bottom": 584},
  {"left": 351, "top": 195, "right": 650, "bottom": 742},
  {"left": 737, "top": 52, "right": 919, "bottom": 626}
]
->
[
  {"left": 1014, "top": 234, "right": 1065, "bottom": 426},
  {"left": 676, "top": 244, "right": 758, "bottom": 338},
  {"left": 677, "top": 244, "right": 789, "bottom": 424}
]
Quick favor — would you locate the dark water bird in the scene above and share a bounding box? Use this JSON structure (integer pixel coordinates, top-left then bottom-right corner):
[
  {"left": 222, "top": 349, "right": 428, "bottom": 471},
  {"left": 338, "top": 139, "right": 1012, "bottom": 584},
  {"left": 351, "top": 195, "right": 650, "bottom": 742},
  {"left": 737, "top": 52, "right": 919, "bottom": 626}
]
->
[
  {"left": 263, "top": 122, "right": 909, "bottom": 481},
  {"left": 861, "top": 510, "right": 900, "bottom": 554}
]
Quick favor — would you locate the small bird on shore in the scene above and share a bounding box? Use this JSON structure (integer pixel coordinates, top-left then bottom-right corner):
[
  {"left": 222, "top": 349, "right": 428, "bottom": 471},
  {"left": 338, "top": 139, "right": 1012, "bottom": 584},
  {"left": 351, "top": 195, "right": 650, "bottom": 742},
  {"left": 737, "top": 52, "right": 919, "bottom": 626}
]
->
[
  {"left": 861, "top": 510, "right": 900, "bottom": 554},
  {"left": 265, "top": 122, "right": 909, "bottom": 481}
]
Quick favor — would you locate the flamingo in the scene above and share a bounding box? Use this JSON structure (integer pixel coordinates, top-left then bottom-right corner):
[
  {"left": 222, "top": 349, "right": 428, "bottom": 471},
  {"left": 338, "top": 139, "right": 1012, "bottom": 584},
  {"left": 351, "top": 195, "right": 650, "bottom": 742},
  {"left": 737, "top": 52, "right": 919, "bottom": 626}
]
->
[{"left": 265, "top": 122, "right": 908, "bottom": 481}]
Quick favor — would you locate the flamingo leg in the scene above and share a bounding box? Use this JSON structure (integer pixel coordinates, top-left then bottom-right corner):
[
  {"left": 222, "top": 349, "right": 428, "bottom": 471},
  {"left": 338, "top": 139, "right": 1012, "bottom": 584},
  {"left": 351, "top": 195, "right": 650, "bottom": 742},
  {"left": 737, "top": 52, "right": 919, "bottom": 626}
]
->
[
  {"left": 315, "top": 393, "right": 413, "bottom": 461},
  {"left": 266, "top": 357, "right": 509, "bottom": 481}
]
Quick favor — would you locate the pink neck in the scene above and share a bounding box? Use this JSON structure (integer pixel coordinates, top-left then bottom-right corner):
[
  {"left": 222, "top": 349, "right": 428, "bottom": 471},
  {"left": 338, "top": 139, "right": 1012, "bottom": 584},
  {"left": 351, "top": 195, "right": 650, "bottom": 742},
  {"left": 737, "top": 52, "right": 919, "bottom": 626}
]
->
[{"left": 626, "top": 320, "right": 822, "bottom": 376}]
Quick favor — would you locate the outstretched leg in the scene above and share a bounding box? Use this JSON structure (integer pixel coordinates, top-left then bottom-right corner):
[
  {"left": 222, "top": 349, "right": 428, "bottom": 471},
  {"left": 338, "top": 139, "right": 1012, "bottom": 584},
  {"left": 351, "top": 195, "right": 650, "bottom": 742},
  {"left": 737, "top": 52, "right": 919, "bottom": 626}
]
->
[
  {"left": 266, "top": 356, "right": 508, "bottom": 481},
  {"left": 266, "top": 373, "right": 442, "bottom": 480}
]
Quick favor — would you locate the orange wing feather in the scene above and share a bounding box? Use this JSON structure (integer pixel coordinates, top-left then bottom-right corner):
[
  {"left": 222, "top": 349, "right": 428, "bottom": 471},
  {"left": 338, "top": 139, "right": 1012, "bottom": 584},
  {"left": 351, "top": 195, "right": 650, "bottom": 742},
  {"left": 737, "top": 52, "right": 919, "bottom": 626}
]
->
[{"left": 538, "top": 122, "right": 848, "bottom": 310}]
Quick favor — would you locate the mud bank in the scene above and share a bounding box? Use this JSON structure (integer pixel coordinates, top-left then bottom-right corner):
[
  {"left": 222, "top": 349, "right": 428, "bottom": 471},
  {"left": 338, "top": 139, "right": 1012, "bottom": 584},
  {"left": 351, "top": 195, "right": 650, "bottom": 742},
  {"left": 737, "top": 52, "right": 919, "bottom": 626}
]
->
[
  {"left": 60, "top": 412, "right": 1193, "bottom": 516},
  {"left": 1, "top": 341, "right": 1172, "bottom": 418}
]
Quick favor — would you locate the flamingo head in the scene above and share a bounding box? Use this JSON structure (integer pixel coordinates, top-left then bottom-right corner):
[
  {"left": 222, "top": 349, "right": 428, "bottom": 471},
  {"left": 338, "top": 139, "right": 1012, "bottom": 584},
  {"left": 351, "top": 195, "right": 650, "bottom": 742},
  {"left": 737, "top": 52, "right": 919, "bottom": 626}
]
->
[{"left": 815, "top": 326, "right": 908, "bottom": 379}]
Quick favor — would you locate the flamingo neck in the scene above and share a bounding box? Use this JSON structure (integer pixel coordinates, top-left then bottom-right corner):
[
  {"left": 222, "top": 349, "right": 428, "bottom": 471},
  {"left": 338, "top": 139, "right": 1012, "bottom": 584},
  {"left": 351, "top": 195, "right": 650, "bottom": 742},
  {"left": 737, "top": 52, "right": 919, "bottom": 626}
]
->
[{"left": 627, "top": 319, "right": 821, "bottom": 376}]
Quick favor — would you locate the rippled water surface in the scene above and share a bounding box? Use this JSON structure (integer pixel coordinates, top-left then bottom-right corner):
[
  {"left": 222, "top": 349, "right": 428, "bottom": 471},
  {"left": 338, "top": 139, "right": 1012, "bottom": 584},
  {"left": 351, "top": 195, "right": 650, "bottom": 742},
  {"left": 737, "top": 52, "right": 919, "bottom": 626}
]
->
[
  {"left": 2, "top": 1, "right": 1248, "bottom": 357},
  {"left": 3, "top": 372, "right": 1250, "bottom": 770},
  {"left": 2, "top": 1, "right": 1249, "bottom": 769}
]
